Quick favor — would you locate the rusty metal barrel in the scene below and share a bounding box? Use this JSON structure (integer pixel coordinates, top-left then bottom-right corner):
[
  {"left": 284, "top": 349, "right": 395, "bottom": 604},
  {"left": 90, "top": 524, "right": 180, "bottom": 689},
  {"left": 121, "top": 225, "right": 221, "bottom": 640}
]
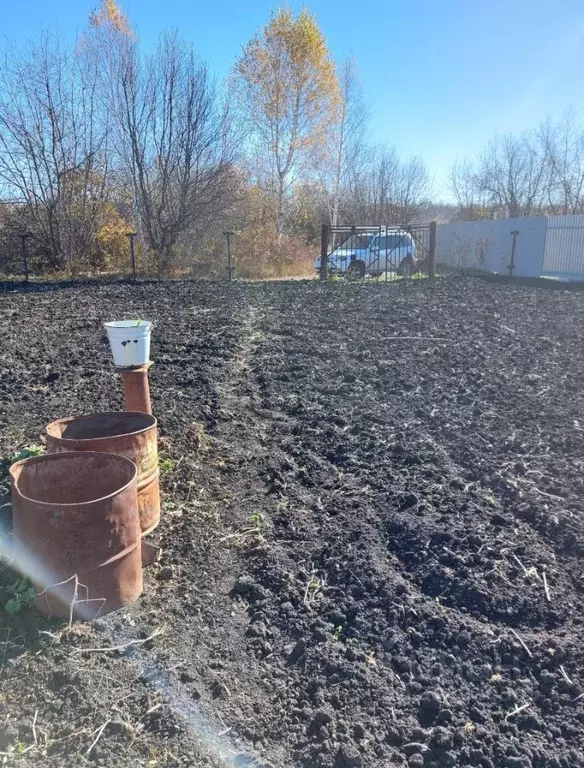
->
[
  {"left": 10, "top": 452, "right": 142, "bottom": 619},
  {"left": 45, "top": 412, "right": 160, "bottom": 535}
]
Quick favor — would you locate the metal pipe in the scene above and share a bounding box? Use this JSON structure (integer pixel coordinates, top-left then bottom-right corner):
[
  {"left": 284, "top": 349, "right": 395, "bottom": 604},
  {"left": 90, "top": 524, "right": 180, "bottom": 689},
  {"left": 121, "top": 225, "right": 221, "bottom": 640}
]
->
[
  {"left": 20, "top": 233, "right": 30, "bottom": 284},
  {"left": 509, "top": 230, "right": 519, "bottom": 276},
  {"left": 429, "top": 221, "right": 437, "bottom": 279},
  {"left": 223, "top": 230, "right": 235, "bottom": 280},
  {"left": 119, "top": 362, "right": 153, "bottom": 415},
  {"left": 320, "top": 224, "right": 328, "bottom": 281},
  {"left": 127, "top": 232, "right": 137, "bottom": 280}
]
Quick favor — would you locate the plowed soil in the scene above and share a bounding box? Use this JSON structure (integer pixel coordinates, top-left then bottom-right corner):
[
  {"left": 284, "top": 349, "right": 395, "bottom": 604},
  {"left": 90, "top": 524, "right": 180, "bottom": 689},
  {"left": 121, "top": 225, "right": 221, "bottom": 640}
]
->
[{"left": 0, "top": 277, "right": 583, "bottom": 768}]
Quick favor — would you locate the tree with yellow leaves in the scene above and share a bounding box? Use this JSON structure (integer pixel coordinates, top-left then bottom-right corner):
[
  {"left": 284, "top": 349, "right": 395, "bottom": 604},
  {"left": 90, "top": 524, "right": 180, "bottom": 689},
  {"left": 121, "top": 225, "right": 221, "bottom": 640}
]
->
[
  {"left": 234, "top": 9, "right": 339, "bottom": 237},
  {"left": 89, "top": 0, "right": 134, "bottom": 38}
]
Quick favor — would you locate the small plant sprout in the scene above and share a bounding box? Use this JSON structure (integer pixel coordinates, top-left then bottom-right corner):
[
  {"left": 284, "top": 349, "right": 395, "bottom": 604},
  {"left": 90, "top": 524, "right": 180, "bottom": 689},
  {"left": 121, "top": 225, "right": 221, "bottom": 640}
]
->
[
  {"left": 219, "top": 511, "right": 269, "bottom": 548},
  {"left": 158, "top": 457, "right": 177, "bottom": 475},
  {"left": 4, "top": 576, "right": 36, "bottom": 614},
  {"left": 11, "top": 445, "right": 44, "bottom": 464},
  {"left": 332, "top": 625, "right": 343, "bottom": 641},
  {"left": 249, "top": 511, "right": 265, "bottom": 527}
]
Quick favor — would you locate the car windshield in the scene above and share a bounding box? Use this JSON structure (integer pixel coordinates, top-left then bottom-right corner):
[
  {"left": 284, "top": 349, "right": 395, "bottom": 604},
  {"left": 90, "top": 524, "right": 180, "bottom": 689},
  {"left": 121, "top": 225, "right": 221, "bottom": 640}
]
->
[
  {"left": 373, "top": 234, "right": 411, "bottom": 250},
  {"left": 333, "top": 233, "right": 374, "bottom": 251}
]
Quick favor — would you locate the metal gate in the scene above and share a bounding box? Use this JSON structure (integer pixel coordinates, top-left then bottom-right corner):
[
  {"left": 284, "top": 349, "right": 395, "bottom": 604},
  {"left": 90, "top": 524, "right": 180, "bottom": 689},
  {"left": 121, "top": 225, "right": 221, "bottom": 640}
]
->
[{"left": 319, "top": 223, "right": 436, "bottom": 281}]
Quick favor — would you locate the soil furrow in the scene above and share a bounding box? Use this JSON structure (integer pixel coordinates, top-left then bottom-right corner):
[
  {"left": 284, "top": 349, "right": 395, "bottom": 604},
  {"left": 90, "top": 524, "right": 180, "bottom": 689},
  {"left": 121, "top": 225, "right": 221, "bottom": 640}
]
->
[{"left": 0, "top": 277, "right": 582, "bottom": 768}]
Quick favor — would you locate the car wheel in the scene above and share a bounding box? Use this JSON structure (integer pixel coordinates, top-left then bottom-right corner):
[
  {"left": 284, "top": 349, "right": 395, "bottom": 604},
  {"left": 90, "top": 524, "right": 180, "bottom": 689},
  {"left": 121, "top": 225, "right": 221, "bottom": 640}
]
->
[{"left": 346, "top": 261, "right": 365, "bottom": 281}]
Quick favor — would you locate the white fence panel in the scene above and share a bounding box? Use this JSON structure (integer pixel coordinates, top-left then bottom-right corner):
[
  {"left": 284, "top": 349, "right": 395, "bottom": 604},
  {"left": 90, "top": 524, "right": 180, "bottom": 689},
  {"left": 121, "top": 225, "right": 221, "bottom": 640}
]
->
[
  {"left": 436, "top": 217, "right": 547, "bottom": 277},
  {"left": 543, "top": 214, "right": 584, "bottom": 281}
]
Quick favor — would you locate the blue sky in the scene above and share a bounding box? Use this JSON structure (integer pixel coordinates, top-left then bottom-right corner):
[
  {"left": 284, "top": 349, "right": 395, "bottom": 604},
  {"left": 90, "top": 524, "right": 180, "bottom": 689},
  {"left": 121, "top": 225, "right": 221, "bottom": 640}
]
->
[{"left": 1, "top": 0, "right": 584, "bottom": 199}]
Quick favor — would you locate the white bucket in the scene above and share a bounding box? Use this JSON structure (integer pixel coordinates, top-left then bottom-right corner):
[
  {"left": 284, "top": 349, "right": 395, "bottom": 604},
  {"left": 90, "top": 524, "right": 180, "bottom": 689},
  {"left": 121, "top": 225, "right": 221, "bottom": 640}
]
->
[{"left": 104, "top": 320, "right": 152, "bottom": 368}]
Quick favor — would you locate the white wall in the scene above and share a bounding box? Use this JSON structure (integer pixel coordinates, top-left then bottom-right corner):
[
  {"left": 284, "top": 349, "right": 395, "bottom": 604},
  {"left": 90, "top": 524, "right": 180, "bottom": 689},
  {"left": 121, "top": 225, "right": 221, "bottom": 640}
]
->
[{"left": 436, "top": 217, "right": 548, "bottom": 277}]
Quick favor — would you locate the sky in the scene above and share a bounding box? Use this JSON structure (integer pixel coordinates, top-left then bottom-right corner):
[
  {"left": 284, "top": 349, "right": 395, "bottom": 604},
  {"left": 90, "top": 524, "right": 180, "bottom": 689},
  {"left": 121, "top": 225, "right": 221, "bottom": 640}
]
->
[{"left": 1, "top": 0, "right": 584, "bottom": 199}]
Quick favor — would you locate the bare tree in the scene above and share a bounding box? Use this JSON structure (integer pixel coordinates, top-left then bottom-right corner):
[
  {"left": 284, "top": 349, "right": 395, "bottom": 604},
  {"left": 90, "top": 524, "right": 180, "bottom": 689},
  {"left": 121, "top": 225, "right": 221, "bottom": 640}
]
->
[
  {"left": 115, "top": 32, "right": 232, "bottom": 272},
  {"left": 316, "top": 56, "right": 366, "bottom": 228},
  {"left": 388, "top": 155, "right": 432, "bottom": 224},
  {"left": 474, "top": 131, "right": 548, "bottom": 218},
  {"left": 450, "top": 127, "right": 565, "bottom": 220},
  {"left": 344, "top": 144, "right": 430, "bottom": 225},
  {"left": 0, "top": 36, "right": 110, "bottom": 271},
  {"left": 449, "top": 158, "right": 485, "bottom": 220},
  {"left": 539, "top": 111, "right": 584, "bottom": 214},
  {"left": 359, "top": 146, "right": 400, "bottom": 223}
]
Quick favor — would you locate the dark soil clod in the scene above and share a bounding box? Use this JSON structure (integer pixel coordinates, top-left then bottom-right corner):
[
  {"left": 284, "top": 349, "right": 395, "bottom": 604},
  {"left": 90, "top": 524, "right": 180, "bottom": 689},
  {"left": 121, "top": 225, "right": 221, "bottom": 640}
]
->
[{"left": 0, "top": 278, "right": 582, "bottom": 768}]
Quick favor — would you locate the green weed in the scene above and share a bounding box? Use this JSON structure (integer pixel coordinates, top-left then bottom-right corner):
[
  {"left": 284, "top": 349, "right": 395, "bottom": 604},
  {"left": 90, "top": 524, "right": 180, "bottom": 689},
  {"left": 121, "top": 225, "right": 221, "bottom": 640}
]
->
[
  {"left": 159, "top": 457, "right": 177, "bottom": 475},
  {"left": 11, "top": 445, "right": 44, "bottom": 464},
  {"left": 4, "top": 577, "right": 36, "bottom": 615},
  {"left": 249, "top": 511, "right": 265, "bottom": 527}
]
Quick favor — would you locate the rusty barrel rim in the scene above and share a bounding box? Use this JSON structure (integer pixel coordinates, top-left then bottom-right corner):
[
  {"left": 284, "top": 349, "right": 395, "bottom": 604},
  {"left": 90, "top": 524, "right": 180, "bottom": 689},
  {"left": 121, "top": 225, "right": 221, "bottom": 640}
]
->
[
  {"left": 46, "top": 411, "right": 157, "bottom": 442},
  {"left": 10, "top": 451, "right": 138, "bottom": 506},
  {"left": 44, "top": 411, "right": 160, "bottom": 536},
  {"left": 11, "top": 450, "right": 142, "bottom": 619}
]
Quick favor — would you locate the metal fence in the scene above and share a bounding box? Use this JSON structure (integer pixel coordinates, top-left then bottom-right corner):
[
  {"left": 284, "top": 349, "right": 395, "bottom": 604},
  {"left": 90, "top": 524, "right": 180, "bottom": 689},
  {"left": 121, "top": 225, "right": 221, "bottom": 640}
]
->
[
  {"left": 435, "top": 217, "right": 548, "bottom": 278},
  {"left": 436, "top": 214, "right": 584, "bottom": 282},
  {"left": 542, "top": 215, "right": 584, "bottom": 281},
  {"left": 319, "top": 223, "right": 436, "bottom": 281}
]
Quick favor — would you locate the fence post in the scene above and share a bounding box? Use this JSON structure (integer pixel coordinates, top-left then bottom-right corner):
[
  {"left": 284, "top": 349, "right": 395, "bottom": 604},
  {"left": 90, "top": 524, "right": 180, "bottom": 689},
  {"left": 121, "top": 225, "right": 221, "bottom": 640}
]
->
[
  {"left": 428, "top": 221, "right": 437, "bottom": 279},
  {"left": 20, "top": 232, "right": 30, "bottom": 285},
  {"left": 509, "top": 230, "right": 519, "bottom": 276},
  {"left": 126, "top": 232, "right": 137, "bottom": 280},
  {"left": 320, "top": 224, "right": 328, "bottom": 281},
  {"left": 223, "top": 230, "right": 235, "bottom": 280}
]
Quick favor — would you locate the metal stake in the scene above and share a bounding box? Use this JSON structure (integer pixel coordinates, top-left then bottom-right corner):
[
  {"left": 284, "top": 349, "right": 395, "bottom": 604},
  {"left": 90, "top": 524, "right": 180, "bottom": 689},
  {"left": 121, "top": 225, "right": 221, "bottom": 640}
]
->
[
  {"left": 509, "top": 230, "right": 519, "bottom": 276},
  {"left": 126, "top": 232, "right": 137, "bottom": 280},
  {"left": 320, "top": 224, "right": 328, "bottom": 281},
  {"left": 223, "top": 231, "right": 235, "bottom": 280},
  {"left": 428, "top": 221, "right": 437, "bottom": 280},
  {"left": 20, "top": 232, "right": 30, "bottom": 284}
]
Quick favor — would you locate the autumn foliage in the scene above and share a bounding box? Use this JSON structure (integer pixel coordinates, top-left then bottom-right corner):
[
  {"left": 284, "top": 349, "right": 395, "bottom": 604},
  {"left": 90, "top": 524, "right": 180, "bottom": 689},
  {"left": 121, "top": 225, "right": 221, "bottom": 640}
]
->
[
  {"left": 0, "top": 5, "right": 430, "bottom": 280},
  {"left": 89, "top": 0, "right": 134, "bottom": 38},
  {"left": 234, "top": 10, "right": 339, "bottom": 238}
]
